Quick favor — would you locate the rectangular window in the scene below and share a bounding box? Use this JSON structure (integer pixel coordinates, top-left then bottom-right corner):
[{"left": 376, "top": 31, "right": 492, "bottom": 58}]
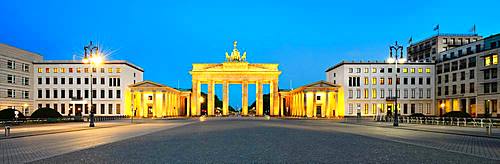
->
[
  {"left": 388, "top": 78, "right": 393, "bottom": 85},
  {"left": 101, "top": 90, "right": 105, "bottom": 98},
  {"left": 364, "top": 68, "right": 369, "bottom": 73},
  {"left": 108, "top": 104, "right": 113, "bottom": 114},
  {"left": 53, "top": 89, "right": 58, "bottom": 98},
  {"left": 38, "top": 68, "right": 42, "bottom": 73},
  {"left": 372, "top": 78, "right": 376, "bottom": 85},
  {"left": 45, "top": 68, "right": 50, "bottom": 73},
  {"left": 403, "top": 68, "right": 408, "bottom": 73},
  {"left": 7, "top": 60, "right": 15, "bottom": 69},
  {"left": 372, "top": 68, "right": 376, "bottom": 73},
  {"left": 364, "top": 89, "right": 369, "bottom": 99},
  {"left": 348, "top": 104, "right": 353, "bottom": 114},
  {"left": 53, "top": 68, "right": 58, "bottom": 73},
  {"left": 348, "top": 90, "right": 353, "bottom": 99},
  {"left": 101, "top": 68, "right": 105, "bottom": 73},
  {"left": 69, "top": 68, "right": 74, "bottom": 73},
  {"left": 380, "top": 89, "right": 385, "bottom": 98},
  {"left": 77, "top": 78, "right": 81, "bottom": 84},
  {"left": 364, "top": 104, "right": 369, "bottom": 114},
  {"left": 426, "top": 77, "right": 431, "bottom": 85},
  {"left": 372, "top": 89, "right": 377, "bottom": 98},
  {"left": 100, "top": 104, "right": 105, "bottom": 114},
  {"left": 418, "top": 68, "right": 423, "bottom": 73},
  {"left": 101, "top": 78, "right": 105, "bottom": 85},
  {"left": 85, "top": 90, "right": 89, "bottom": 98},
  {"left": 7, "top": 75, "right": 15, "bottom": 83},
  {"left": 426, "top": 68, "right": 431, "bottom": 73},
  {"left": 470, "top": 83, "right": 475, "bottom": 93},
  {"left": 356, "top": 89, "right": 361, "bottom": 99},
  {"left": 77, "top": 68, "right": 81, "bottom": 73},
  {"left": 61, "top": 90, "right": 65, "bottom": 98},
  {"left": 61, "top": 77, "right": 65, "bottom": 84},
  {"left": 116, "top": 104, "right": 121, "bottom": 114},
  {"left": 53, "top": 77, "right": 58, "bottom": 84},
  {"left": 23, "top": 63, "right": 30, "bottom": 72},
  {"left": 364, "top": 77, "right": 369, "bottom": 85},
  {"left": 411, "top": 68, "right": 415, "bottom": 73},
  {"left": 61, "top": 68, "right": 66, "bottom": 73},
  {"left": 109, "top": 90, "right": 113, "bottom": 98},
  {"left": 379, "top": 78, "right": 385, "bottom": 85},
  {"left": 108, "top": 68, "right": 113, "bottom": 73},
  {"left": 38, "top": 89, "right": 43, "bottom": 98},
  {"left": 7, "top": 89, "right": 14, "bottom": 98},
  {"left": 45, "top": 89, "right": 50, "bottom": 98},
  {"left": 485, "top": 56, "right": 491, "bottom": 66},
  {"left": 69, "top": 78, "right": 74, "bottom": 84}
]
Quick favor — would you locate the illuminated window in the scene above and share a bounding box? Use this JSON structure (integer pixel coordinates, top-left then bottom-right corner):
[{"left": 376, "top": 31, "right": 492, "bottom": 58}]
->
[
  {"left": 116, "top": 68, "right": 121, "bottom": 73},
  {"left": 372, "top": 89, "right": 377, "bottom": 98},
  {"left": 388, "top": 78, "right": 393, "bottom": 85},
  {"left": 426, "top": 68, "right": 431, "bottom": 73},
  {"left": 372, "top": 78, "right": 377, "bottom": 85},
  {"left": 108, "top": 68, "right": 113, "bottom": 73},
  {"left": 493, "top": 54, "right": 498, "bottom": 65},
  {"left": 364, "top": 104, "right": 369, "bottom": 114},
  {"left": 418, "top": 68, "right": 423, "bottom": 73},
  {"left": 364, "top": 68, "right": 369, "bottom": 73},
  {"left": 485, "top": 56, "right": 491, "bottom": 66},
  {"left": 380, "top": 78, "right": 385, "bottom": 85},
  {"left": 403, "top": 68, "right": 408, "bottom": 73},
  {"left": 45, "top": 68, "right": 50, "bottom": 73},
  {"left": 84, "top": 68, "right": 89, "bottom": 73},
  {"left": 61, "top": 68, "right": 66, "bottom": 73},
  {"left": 372, "top": 68, "right": 376, "bottom": 73},
  {"left": 53, "top": 68, "right": 58, "bottom": 73},
  {"left": 100, "top": 68, "right": 105, "bottom": 73},
  {"left": 69, "top": 68, "right": 74, "bottom": 73},
  {"left": 372, "top": 104, "right": 377, "bottom": 114},
  {"left": 411, "top": 68, "right": 415, "bottom": 73},
  {"left": 364, "top": 77, "right": 369, "bottom": 85},
  {"left": 364, "top": 89, "right": 369, "bottom": 98},
  {"left": 38, "top": 68, "right": 42, "bottom": 73},
  {"left": 92, "top": 68, "right": 97, "bottom": 73},
  {"left": 77, "top": 68, "right": 81, "bottom": 73}
]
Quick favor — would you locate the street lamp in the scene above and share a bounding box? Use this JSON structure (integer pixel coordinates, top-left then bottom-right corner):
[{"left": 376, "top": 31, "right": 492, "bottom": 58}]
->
[
  {"left": 82, "top": 41, "right": 104, "bottom": 127},
  {"left": 388, "top": 41, "right": 405, "bottom": 127},
  {"left": 440, "top": 103, "right": 445, "bottom": 116}
]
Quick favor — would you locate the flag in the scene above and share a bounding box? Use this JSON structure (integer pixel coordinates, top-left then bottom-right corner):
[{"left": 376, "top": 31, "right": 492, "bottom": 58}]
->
[
  {"left": 408, "top": 36, "right": 413, "bottom": 44},
  {"left": 470, "top": 24, "right": 476, "bottom": 34},
  {"left": 433, "top": 24, "right": 440, "bottom": 31}
]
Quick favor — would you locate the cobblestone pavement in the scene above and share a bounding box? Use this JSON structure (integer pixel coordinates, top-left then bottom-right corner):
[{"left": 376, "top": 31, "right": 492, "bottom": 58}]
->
[
  {"left": 35, "top": 119, "right": 499, "bottom": 163},
  {"left": 0, "top": 120, "right": 194, "bottom": 163}
]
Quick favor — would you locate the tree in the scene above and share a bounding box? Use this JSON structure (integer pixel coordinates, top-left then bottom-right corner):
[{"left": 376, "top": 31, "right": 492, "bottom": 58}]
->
[
  {"left": 249, "top": 94, "right": 271, "bottom": 115},
  {"left": 31, "top": 107, "right": 62, "bottom": 118},
  {"left": 0, "top": 108, "right": 25, "bottom": 120}
]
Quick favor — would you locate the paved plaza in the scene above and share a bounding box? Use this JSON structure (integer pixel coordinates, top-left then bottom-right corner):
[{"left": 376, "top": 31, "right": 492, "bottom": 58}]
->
[{"left": 1, "top": 118, "right": 499, "bottom": 163}]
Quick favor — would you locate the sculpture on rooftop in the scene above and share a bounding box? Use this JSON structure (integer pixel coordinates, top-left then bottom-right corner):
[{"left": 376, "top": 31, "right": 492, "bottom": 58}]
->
[{"left": 225, "top": 41, "right": 247, "bottom": 62}]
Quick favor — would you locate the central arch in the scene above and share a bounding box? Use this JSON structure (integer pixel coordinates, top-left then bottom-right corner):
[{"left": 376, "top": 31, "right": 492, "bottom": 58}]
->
[{"left": 189, "top": 41, "right": 281, "bottom": 116}]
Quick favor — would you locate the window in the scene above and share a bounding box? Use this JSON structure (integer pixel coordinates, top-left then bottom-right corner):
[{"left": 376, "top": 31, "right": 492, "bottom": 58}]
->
[
  {"left": 418, "top": 77, "right": 423, "bottom": 85},
  {"left": 84, "top": 68, "right": 89, "bottom": 73},
  {"left": 380, "top": 68, "right": 384, "bottom": 73},
  {"left": 316, "top": 95, "right": 321, "bottom": 100},
  {"left": 426, "top": 77, "right": 431, "bottom": 85},
  {"left": 116, "top": 68, "right": 121, "bottom": 73},
  {"left": 45, "top": 78, "right": 50, "bottom": 84},
  {"left": 364, "top": 104, "right": 369, "bottom": 114},
  {"left": 7, "top": 89, "right": 14, "bottom": 98},
  {"left": 7, "top": 60, "right": 15, "bottom": 69},
  {"left": 404, "top": 89, "right": 408, "bottom": 98},
  {"left": 23, "top": 91, "right": 29, "bottom": 99},
  {"left": 364, "top": 68, "right": 369, "bottom": 73},
  {"left": 7, "top": 75, "right": 15, "bottom": 83},
  {"left": 484, "top": 69, "right": 490, "bottom": 79},
  {"left": 364, "top": 77, "right": 369, "bottom": 85},
  {"left": 61, "top": 90, "right": 65, "bottom": 98},
  {"left": 437, "top": 76, "right": 441, "bottom": 84},
  {"left": 411, "top": 89, "right": 415, "bottom": 98},
  {"left": 45, "top": 89, "right": 50, "bottom": 98},
  {"left": 411, "top": 68, "right": 415, "bottom": 73},
  {"left": 372, "top": 68, "right": 376, "bottom": 73},
  {"left": 348, "top": 90, "right": 353, "bottom": 99},
  {"left": 77, "top": 68, "right": 81, "bottom": 73},
  {"left": 418, "top": 68, "right": 423, "bottom": 73},
  {"left": 53, "top": 77, "right": 58, "bottom": 84},
  {"left": 437, "top": 87, "right": 441, "bottom": 96},
  {"left": 69, "top": 68, "right": 74, "bottom": 73},
  {"left": 116, "top": 90, "right": 121, "bottom": 99},
  {"left": 61, "top": 78, "right": 65, "bottom": 84},
  {"left": 61, "top": 68, "right": 66, "bottom": 73},
  {"left": 470, "top": 83, "right": 475, "bottom": 93},
  {"left": 85, "top": 78, "right": 89, "bottom": 84},
  {"left": 77, "top": 78, "right": 81, "bottom": 84},
  {"left": 452, "top": 73, "right": 457, "bottom": 81},
  {"left": 372, "top": 104, "right": 377, "bottom": 114},
  {"left": 426, "top": 88, "right": 431, "bottom": 98},
  {"left": 372, "top": 78, "right": 377, "bottom": 85},
  {"left": 445, "top": 86, "right": 449, "bottom": 95},
  {"left": 92, "top": 90, "right": 97, "bottom": 99},
  {"left": 380, "top": 89, "right": 385, "bottom": 98},
  {"left": 388, "top": 68, "right": 392, "bottom": 73},
  {"left": 100, "top": 104, "right": 105, "bottom": 114},
  {"left": 101, "top": 78, "right": 105, "bottom": 85},
  {"left": 461, "top": 71, "right": 466, "bottom": 80},
  {"left": 356, "top": 89, "right": 361, "bottom": 99},
  {"left": 69, "top": 78, "right": 74, "bottom": 84},
  {"left": 116, "top": 104, "right": 121, "bottom": 114},
  {"left": 108, "top": 68, "right": 113, "bottom": 73},
  {"left": 419, "top": 88, "right": 423, "bottom": 98},
  {"left": 426, "top": 68, "right": 431, "bottom": 73},
  {"left": 100, "top": 68, "right": 105, "bottom": 73},
  {"left": 403, "top": 68, "right": 408, "bottom": 73},
  {"left": 38, "top": 89, "right": 42, "bottom": 98},
  {"left": 92, "top": 78, "right": 97, "bottom": 85},
  {"left": 364, "top": 89, "right": 369, "bottom": 99},
  {"left": 461, "top": 84, "right": 465, "bottom": 94},
  {"left": 85, "top": 90, "right": 89, "bottom": 98},
  {"left": 356, "top": 68, "right": 361, "bottom": 73},
  {"left": 109, "top": 90, "right": 113, "bottom": 98},
  {"left": 108, "top": 104, "right": 113, "bottom": 114},
  {"left": 388, "top": 78, "right": 393, "bottom": 85},
  {"left": 23, "top": 63, "right": 30, "bottom": 72},
  {"left": 452, "top": 85, "right": 457, "bottom": 94},
  {"left": 101, "top": 90, "right": 105, "bottom": 98},
  {"left": 410, "top": 78, "right": 415, "bottom": 85},
  {"left": 493, "top": 54, "right": 498, "bottom": 65},
  {"left": 484, "top": 83, "right": 490, "bottom": 93},
  {"left": 348, "top": 104, "right": 353, "bottom": 114},
  {"left": 92, "top": 68, "right": 97, "bottom": 73},
  {"left": 372, "top": 89, "right": 377, "bottom": 98},
  {"left": 38, "top": 68, "right": 42, "bottom": 73},
  {"left": 485, "top": 56, "right": 491, "bottom": 66},
  {"left": 379, "top": 78, "right": 385, "bottom": 85},
  {"left": 53, "top": 89, "right": 58, "bottom": 98},
  {"left": 53, "top": 68, "right": 58, "bottom": 73}
]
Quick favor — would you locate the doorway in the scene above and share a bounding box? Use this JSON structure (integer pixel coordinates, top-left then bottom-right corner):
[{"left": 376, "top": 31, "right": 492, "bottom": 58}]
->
[
  {"left": 316, "top": 106, "right": 322, "bottom": 117},
  {"left": 147, "top": 106, "right": 153, "bottom": 117}
]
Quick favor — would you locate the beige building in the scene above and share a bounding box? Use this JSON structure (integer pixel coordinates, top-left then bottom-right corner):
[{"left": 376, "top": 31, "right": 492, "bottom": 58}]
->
[
  {"left": 125, "top": 81, "right": 190, "bottom": 117},
  {"left": 281, "top": 81, "right": 341, "bottom": 117},
  {"left": 407, "top": 34, "right": 482, "bottom": 62},
  {"left": 0, "top": 43, "right": 43, "bottom": 115}
]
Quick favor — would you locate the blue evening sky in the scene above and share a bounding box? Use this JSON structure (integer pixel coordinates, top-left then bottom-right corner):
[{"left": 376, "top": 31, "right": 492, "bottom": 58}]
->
[{"left": 2, "top": 0, "right": 499, "bottom": 108}]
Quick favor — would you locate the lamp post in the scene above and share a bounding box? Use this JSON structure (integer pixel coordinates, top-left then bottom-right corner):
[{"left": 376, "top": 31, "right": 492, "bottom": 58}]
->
[
  {"left": 82, "top": 41, "right": 103, "bottom": 127},
  {"left": 388, "top": 41, "right": 405, "bottom": 127}
]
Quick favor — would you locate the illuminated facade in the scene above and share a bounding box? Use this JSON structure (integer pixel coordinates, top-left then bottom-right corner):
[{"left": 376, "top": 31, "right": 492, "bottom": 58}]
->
[
  {"left": 125, "top": 81, "right": 190, "bottom": 117},
  {"left": 189, "top": 41, "right": 281, "bottom": 116},
  {"left": 281, "top": 81, "right": 341, "bottom": 117}
]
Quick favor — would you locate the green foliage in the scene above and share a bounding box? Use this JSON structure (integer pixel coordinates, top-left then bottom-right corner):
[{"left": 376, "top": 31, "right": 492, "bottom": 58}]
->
[
  {"left": 0, "top": 108, "right": 25, "bottom": 120},
  {"left": 31, "top": 107, "right": 62, "bottom": 118},
  {"left": 442, "top": 111, "right": 471, "bottom": 118}
]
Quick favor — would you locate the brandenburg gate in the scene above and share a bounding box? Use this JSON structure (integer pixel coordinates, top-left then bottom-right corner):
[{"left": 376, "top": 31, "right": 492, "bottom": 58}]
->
[{"left": 189, "top": 41, "right": 281, "bottom": 116}]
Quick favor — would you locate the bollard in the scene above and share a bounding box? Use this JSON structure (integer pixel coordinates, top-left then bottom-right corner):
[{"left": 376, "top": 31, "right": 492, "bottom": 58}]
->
[
  {"left": 4, "top": 126, "right": 10, "bottom": 137},
  {"left": 486, "top": 124, "right": 492, "bottom": 136}
]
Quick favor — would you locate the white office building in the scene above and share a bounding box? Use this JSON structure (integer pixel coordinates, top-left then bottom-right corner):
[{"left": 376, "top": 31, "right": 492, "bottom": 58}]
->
[
  {"left": 326, "top": 60, "right": 435, "bottom": 117},
  {"left": 33, "top": 60, "right": 143, "bottom": 116}
]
